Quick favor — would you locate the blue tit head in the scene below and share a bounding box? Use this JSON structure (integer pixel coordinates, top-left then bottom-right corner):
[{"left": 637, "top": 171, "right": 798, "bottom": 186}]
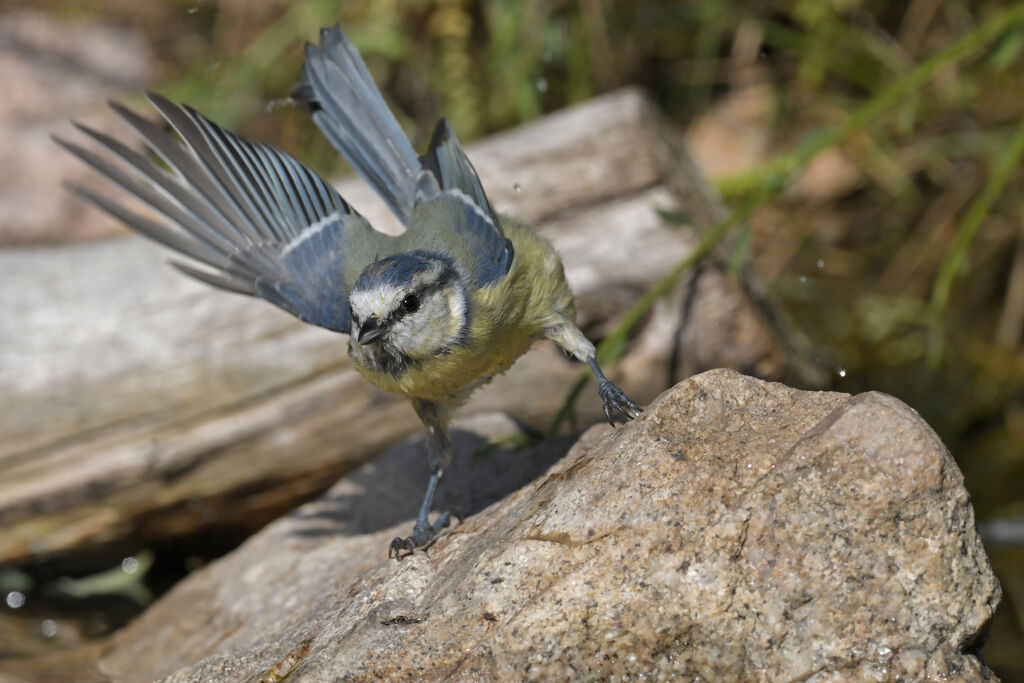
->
[{"left": 348, "top": 250, "right": 471, "bottom": 369}]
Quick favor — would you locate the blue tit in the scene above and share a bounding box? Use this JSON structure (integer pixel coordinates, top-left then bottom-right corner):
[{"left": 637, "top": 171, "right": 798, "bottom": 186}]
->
[{"left": 55, "top": 25, "right": 641, "bottom": 558}]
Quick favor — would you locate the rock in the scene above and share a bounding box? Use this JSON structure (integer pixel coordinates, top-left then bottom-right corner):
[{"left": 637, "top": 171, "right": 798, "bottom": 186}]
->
[
  {"left": 9, "top": 370, "right": 999, "bottom": 681},
  {"left": 0, "top": 11, "right": 153, "bottom": 244}
]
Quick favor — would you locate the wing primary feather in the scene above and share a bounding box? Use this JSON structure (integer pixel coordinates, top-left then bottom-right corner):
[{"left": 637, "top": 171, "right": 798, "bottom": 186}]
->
[
  {"left": 217, "top": 128, "right": 306, "bottom": 243},
  {"left": 59, "top": 128, "right": 307, "bottom": 286},
  {"left": 60, "top": 124, "right": 289, "bottom": 283},
  {"left": 62, "top": 181, "right": 246, "bottom": 275},
  {"left": 186, "top": 108, "right": 282, "bottom": 241},
  {"left": 108, "top": 100, "right": 258, "bottom": 245},
  {"left": 231, "top": 139, "right": 295, "bottom": 241},
  {"left": 146, "top": 93, "right": 271, "bottom": 244},
  {"left": 258, "top": 148, "right": 307, "bottom": 232},
  {"left": 296, "top": 25, "right": 423, "bottom": 223},
  {"left": 168, "top": 260, "right": 255, "bottom": 294},
  {"left": 304, "top": 162, "right": 342, "bottom": 216},
  {"left": 62, "top": 125, "right": 240, "bottom": 255},
  {"left": 275, "top": 154, "right": 320, "bottom": 227}
]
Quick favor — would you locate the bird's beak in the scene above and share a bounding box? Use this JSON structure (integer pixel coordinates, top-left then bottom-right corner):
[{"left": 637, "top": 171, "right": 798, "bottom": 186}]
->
[{"left": 357, "top": 316, "right": 386, "bottom": 345}]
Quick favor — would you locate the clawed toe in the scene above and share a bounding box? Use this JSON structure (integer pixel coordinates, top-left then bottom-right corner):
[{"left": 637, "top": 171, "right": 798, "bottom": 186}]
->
[
  {"left": 388, "top": 510, "right": 459, "bottom": 560},
  {"left": 388, "top": 536, "right": 415, "bottom": 560},
  {"left": 598, "top": 380, "right": 643, "bottom": 426}
]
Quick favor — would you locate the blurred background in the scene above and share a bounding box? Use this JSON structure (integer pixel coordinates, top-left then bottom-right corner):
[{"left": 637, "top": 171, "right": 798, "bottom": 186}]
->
[{"left": 1, "top": 0, "right": 1023, "bottom": 677}]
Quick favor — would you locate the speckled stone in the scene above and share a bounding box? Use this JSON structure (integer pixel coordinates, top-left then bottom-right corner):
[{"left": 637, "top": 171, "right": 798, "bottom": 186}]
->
[{"left": 84, "top": 370, "right": 999, "bottom": 681}]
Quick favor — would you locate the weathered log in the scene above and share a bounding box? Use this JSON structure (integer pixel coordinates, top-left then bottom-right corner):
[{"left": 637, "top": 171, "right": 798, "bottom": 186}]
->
[{"left": 0, "top": 88, "right": 794, "bottom": 565}]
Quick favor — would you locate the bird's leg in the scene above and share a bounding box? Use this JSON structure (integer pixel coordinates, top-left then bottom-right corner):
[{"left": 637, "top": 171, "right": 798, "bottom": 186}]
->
[
  {"left": 585, "top": 357, "right": 642, "bottom": 425},
  {"left": 389, "top": 400, "right": 461, "bottom": 559},
  {"left": 544, "top": 316, "right": 642, "bottom": 425}
]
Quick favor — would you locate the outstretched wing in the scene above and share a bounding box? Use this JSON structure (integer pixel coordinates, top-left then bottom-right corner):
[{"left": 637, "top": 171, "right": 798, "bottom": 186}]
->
[
  {"left": 294, "top": 26, "right": 422, "bottom": 225},
  {"left": 414, "top": 120, "right": 512, "bottom": 285},
  {"left": 296, "top": 25, "right": 512, "bottom": 286},
  {"left": 55, "top": 93, "right": 395, "bottom": 333}
]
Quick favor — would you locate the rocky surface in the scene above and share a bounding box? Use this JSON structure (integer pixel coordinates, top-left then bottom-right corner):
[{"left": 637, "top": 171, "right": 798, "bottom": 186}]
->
[{"left": 4, "top": 370, "right": 999, "bottom": 681}]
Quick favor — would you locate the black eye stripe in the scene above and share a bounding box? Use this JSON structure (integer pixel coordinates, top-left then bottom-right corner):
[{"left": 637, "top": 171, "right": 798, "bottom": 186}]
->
[{"left": 388, "top": 275, "right": 452, "bottom": 323}]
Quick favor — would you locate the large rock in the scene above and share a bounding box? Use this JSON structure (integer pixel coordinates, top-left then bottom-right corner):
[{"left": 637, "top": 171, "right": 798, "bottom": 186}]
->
[{"left": 9, "top": 370, "right": 997, "bottom": 681}]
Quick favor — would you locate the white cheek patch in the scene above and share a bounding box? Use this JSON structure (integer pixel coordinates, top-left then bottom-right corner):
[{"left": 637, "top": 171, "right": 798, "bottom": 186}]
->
[
  {"left": 446, "top": 287, "right": 467, "bottom": 337},
  {"left": 388, "top": 287, "right": 467, "bottom": 357}
]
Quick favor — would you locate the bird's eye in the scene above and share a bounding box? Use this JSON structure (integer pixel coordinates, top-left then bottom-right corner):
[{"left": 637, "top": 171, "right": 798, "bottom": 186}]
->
[{"left": 401, "top": 294, "right": 420, "bottom": 314}]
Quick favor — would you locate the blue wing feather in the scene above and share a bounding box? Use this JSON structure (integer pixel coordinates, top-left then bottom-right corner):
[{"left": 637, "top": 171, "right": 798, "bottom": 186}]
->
[{"left": 58, "top": 95, "right": 395, "bottom": 333}]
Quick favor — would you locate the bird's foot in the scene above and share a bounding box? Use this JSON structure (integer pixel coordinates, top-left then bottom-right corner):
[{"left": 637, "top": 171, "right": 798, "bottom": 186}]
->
[
  {"left": 598, "top": 379, "right": 642, "bottom": 426},
  {"left": 388, "top": 509, "right": 462, "bottom": 560}
]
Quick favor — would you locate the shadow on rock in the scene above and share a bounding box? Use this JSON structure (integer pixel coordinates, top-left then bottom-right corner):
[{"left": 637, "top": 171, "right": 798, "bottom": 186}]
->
[{"left": 288, "top": 417, "right": 580, "bottom": 539}]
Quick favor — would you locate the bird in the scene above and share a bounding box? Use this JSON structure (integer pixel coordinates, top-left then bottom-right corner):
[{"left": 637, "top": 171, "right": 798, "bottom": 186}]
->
[{"left": 56, "top": 25, "right": 641, "bottom": 558}]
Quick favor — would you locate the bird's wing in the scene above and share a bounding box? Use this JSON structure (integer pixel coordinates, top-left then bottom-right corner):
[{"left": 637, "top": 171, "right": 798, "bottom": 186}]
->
[
  {"left": 295, "top": 25, "right": 422, "bottom": 225},
  {"left": 55, "top": 93, "right": 396, "bottom": 333},
  {"left": 412, "top": 120, "right": 512, "bottom": 286},
  {"left": 296, "top": 25, "right": 512, "bottom": 286},
  {"left": 418, "top": 119, "right": 499, "bottom": 227}
]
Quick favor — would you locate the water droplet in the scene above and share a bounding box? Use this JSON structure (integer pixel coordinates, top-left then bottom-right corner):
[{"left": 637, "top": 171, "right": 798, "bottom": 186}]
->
[
  {"left": 187, "top": 7, "right": 198, "bottom": 14},
  {"left": 816, "top": 259, "right": 824, "bottom": 268},
  {"left": 41, "top": 619, "right": 57, "bottom": 638},
  {"left": 6, "top": 591, "right": 25, "bottom": 609},
  {"left": 836, "top": 365, "right": 847, "bottom": 378},
  {"left": 799, "top": 275, "right": 807, "bottom": 283},
  {"left": 536, "top": 77, "right": 548, "bottom": 94},
  {"left": 122, "top": 556, "right": 139, "bottom": 574},
  {"left": 513, "top": 183, "right": 522, "bottom": 193}
]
